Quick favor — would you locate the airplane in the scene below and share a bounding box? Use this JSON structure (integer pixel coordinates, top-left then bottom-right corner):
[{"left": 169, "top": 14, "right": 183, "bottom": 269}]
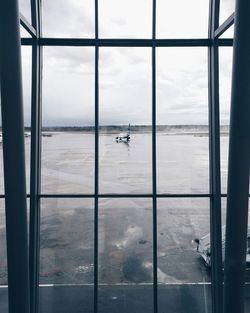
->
[
  {"left": 193, "top": 225, "right": 250, "bottom": 267},
  {"left": 115, "top": 124, "right": 131, "bottom": 143}
]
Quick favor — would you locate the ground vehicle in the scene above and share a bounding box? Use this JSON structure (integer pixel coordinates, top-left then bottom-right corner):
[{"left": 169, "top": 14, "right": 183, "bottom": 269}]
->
[{"left": 194, "top": 226, "right": 250, "bottom": 267}]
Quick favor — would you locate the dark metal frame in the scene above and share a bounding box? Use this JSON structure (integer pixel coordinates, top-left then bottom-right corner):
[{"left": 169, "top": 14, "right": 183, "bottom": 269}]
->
[
  {"left": 0, "top": 1, "right": 30, "bottom": 313},
  {"left": 29, "top": 0, "right": 42, "bottom": 312},
  {"left": 94, "top": 1, "right": 99, "bottom": 312},
  {"left": 152, "top": 2, "right": 158, "bottom": 313},
  {"left": 0, "top": 0, "right": 236, "bottom": 312},
  {"left": 208, "top": 1, "right": 223, "bottom": 312},
  {"left": 215, "top": 13, "right": 234, "bottom": 38},
  {"left": 21, "top": 37, "right": 235, "bottom": 47},
  {"left": 223, "top": 1, "right": 250, "bottom": 312}
]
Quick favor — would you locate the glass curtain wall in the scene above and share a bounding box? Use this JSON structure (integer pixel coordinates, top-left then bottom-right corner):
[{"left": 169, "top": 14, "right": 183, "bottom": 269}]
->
[{"left": 0, "top": 0, "right": 239, "bottom": 313}]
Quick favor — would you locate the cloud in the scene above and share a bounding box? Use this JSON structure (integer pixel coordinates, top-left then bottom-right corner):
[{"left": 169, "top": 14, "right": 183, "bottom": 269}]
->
[
  {"left": 99, "top": 0, "right": 152, "bottom": 38},
  {"left": 21, "top": 46, "right": 32, "bottom": 126},
  {"left": 219, "top": 47, "right": 233, "bottom": 124},
  {"left": 220, "top": 0, "right": 235, "bottom": 23},
  {"left": 43, "top": 46, "right": 95, "bottom": 76},
  {"left": 19, "top": 0, "right": 31, "bottom": 22},
  {"left": 18, "top": 2, "right": 228, "bottom": 127},
  {"left": 42, "top": 0, "right": 95, "bottom": 37},
  {"left": 157, "top": 0, "right": 209, "bottom": 38}
]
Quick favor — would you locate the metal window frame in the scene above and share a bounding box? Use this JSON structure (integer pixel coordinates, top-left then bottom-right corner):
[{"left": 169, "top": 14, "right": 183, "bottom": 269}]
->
[
  {"left": 94, "top": 1, "right": 99, "bottom": 312},
  {"left": 29, "top": 0, "right": 42, "bottom": 312},
  {"left": 14, "top": 1, "right": 236, "bottom": 313},
  {"left": 215, "top": 13, "right": 234, "bottom": 38},
  {"left": 152, "top": 1, "right": 158, "bottom": 312},
  {"left": 20, "top": 37, "right": 235, "bottom": 47},
  {"left": 20, "top": 13, "right": 37, "bottom": 37},
  {"left": 208, "top": 1, "right": 224, "bottom": 313}
]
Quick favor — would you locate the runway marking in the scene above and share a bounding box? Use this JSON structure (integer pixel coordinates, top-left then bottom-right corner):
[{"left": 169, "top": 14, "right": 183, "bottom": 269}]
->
[
  {"left": 38, "top": 282, "right": 214, "bottom": 287},
  {"left": 1, "top": 281, "right": 250, "bottom": 288},
  {"left": 0, "top": 282, "right": 212, "bottom": 288}
]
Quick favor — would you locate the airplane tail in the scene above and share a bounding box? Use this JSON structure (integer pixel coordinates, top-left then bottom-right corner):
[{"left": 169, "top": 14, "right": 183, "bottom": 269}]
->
[{"left": 128, "top": 123, "right": 131, "bottom": 134}]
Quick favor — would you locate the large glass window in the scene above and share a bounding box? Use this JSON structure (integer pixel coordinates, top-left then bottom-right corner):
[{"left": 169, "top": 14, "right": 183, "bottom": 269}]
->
[
  {"left": 157, "top": 48, "right": 209, "bottom": 194},
  {"left": 41, "top": 47, "right": 95, "bottom": 194},
  {"left": 220, "top": 24, "right": 234, "bottom": 38},
  {"left": 99, "top": 0, "right": 152, "bottom": 38},
  {"left": 157, "top": 198, "right": 211, "bottom": 312},
  {"left": 42, "top": 0, "right": 95, "bottom": 38},
  {"left": 98, "top": 198, "right": 153, "bottom": 313},
  {"left": 39, "top": 198, "right": 94, "bottom": 284},
  {"left": 220, "top": 0, "right": 235, "bottom": 25},
  {"left": 157, "top": 0, "right": 209, "bottom": 38},
  {"left": 10, "top": 0, "right": 247, "bottom": 312},
  {"left": 219, "top": 47, "right": 233, "bottom": 194},
  {"left": 39, "top": 198, "right": 94, "bottom": 313},
  {"left": 99, "top": 47, "right": 152, "bottom": 194},
  {"left": 20, "top": 25, "right": 32, "bottom": 38},
  {"left": 19, "top": 0, "right": 31, "bottom": 23},
  {"left": 22, "top": 46, "right": 32, "bottom": 194}
]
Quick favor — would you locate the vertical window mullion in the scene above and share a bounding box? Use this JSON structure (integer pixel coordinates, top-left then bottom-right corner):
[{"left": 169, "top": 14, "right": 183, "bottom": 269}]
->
[
  {"left": 208, "top": 1, "right": 223, "bottom": 313},
  {"left": 152, "top": 1, "right": 158, "bottom": 313},
  {"left": 29, "top": 0, "right": 42, "bottom": 312},
  {"left": 94, "top": 0, "right": 99, "bottom": 313}
]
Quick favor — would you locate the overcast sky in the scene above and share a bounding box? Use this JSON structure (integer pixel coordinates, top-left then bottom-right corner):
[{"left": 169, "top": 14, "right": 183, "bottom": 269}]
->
[{"left": 19, "top": 0, "right": 234, "bottom": 126}]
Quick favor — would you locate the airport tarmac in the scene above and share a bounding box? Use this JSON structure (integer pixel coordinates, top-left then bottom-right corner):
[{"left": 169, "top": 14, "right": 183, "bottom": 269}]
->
[{"left": 0, "top": 131, "right": 249, "bottom": 312}]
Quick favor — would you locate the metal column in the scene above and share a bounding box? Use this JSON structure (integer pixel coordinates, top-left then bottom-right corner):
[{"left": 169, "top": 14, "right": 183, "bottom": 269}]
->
[
  {"left": 223, "top": 1, "right": 250, "bottom": 313},
  {"left": 208, "top": 1, "right": 223, "bottom": 313},
  {"left": 0, "top": 1, "right": 30, "bottom": 313}
]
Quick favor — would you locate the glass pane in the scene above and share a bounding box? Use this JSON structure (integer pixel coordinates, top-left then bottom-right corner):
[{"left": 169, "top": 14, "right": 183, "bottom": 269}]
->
[
  {"left": 22, "top": 46, "right": 32, "bottom": 194},
  {"left": 219, "top": 47, "right": 233, "bottom": 194},
  {"left": 220, "top": 24, "right": 234, "bottom": 38},
  {"left": 42, "top": 0, "right": 95, "bottom": 38},
  {"left": 220, "top": 0, "right": 235, "bottom": 25},
  {"left": 99, "top": 0, "right": 152, "bottom": 38},
  {"left": 20, "top": 25, "right": 32, "bottom": 38},
  {"left": 39, "top": 199, "right": 94, "bottom": 313},
  {"left": 98, "top": 198, "right": 153, "bottom": 313},
  {"left": 41, "top": 47, "right": 95, "bottom": 194},
  {"left": 0, "top": 200, "right": 8, "bottom": 313},
  {"left": 157, "top": 0, "right": 209, "bottom": 39},
  {"left": 19, "top": 0, "right": 31, "bottom": 24},
  {"left": 158, "top": 198, "right": 211, "bottom": 312},
  {"left": 99, "top": 48, "right": 152, "bottom": 194},
  {"left": 157, "top": 48, "right": 209, "bottom": 194}
]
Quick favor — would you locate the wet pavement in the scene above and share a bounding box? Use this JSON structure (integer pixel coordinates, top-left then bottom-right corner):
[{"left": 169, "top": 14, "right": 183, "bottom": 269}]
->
[
  {"left": 1, "top": 284, "right": 250, "bottom": 313},
  {"left": 0, "top": 131, "right": 250, "bottom": 312}
]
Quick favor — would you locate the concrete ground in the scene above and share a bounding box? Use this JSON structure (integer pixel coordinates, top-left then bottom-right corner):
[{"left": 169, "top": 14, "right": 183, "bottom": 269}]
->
[
  {"left": 1, "top": 284, "right": 250, "bottom": 313},
  {"left": 0, "top": 132, "right": 250, "bottom": 311}
]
